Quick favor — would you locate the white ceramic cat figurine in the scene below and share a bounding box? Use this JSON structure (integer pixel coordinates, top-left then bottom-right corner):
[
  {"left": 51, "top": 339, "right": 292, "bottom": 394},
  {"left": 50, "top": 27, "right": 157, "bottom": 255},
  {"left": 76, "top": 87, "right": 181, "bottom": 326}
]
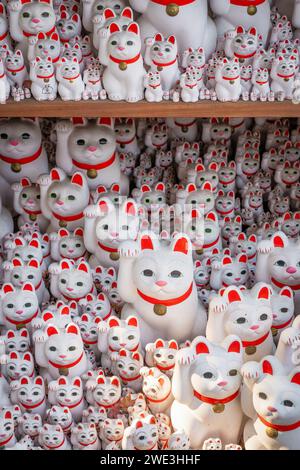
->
[
  {"left": 0, "top": 410, "right": 16, "bottom": 449},
  {"left": 46, "top": 405, "right": 74, "bottom": 435},
  {"left": 0, "top": 5, "right": 12, "bottom": 51},
  {"left": 47, "top": 376, "right": 85, "bottom": 422},
  {"left": 210, "top": 253, "right": 249, "bottom": 290},
  {"left": 10, "top": 375, "right": 47, "bottom": 417},
  {"left": 225, "top": 26, "right": 259, "bottom": 65},
  {"left": 113, "top": 348, "right": 144, "bottom": 392},
  {"left": 214, "top": 58, "right": 242, "bottom": 102},
  {"left": 18, "top": 412, "right": 42, "bottom": 440},
  {"left": 30, "top": 56, "right": 57, "bottom": 101},
  {"left": 270, "top": 55, "right": 298, "bottom": 100},
  {"left": 37, "top": 168, "right": 90, "bottom": 231},
  {"left": 49, "top": 259, "right": 95, "bottom": 302},
  {"left": 0, "top": 282, "right": 39, "bottom": 331},
  {"left": 171, "top": 335, "right": 243, "bottom": 449},
  {"left": 85, "top": 372, "right": 122, "bottom": 409},
  {"left": 2, "top": 328, "right": 31, "bottom": 354},
  {"left": 122, "top": 415, "right": 158, "bottom": 450},
  {"left": 83, "top": 66, "right": 103, "bottom": 101},
  {"left": 38, "top": 423, "right": 71, "bottom": 450},
  {"left": 145, "top": 339, "right": 178, "bottom": 377},
  {"left": 49, "top": 228, "right": 87, "bottom": 262},
  {"left": 11, "top": 178, "right": 48, "bottom": 231},
  {"left": 118, "top": 232, "right": 207, "bottom": 347},
  {"left": 251, "top": 67, "right": 271, "bottom": 101},
  {"left": 101, "top": 22, "right": 145, "bottom": 102},
  {"left": 141, "top": 367, "right": 173, "bottom": 415},
  {"left": 1, "top": 351, "right": 35, "bottom": 382},
  {"left": 55, "top": 117, "right": 129, "bottom": 193},
  {"left": 56, "top": 57, "right": 84, "bottom": 101},
  {"left": 71, "top": 422, "right": 101, "bottom": 450},
  {"left": 84, "top": 197, "right": 140, "bottom": 269},
  {"left": 0, "top": 57, "right": 10, "bottom": 105},
  {"left": 5, "top": 49, "right": 29, "bottom": 91},
  {"left": 115, "top": 118, "right": 140, "bottom": 156},
  {"left": 206, "top": 284, "right": 273, "bottom": 362},
  {"left": 27, "top": 31, "right": 61, "bottom": 64},
  {"left": 144, "top": 71, "right": 163, "bottom": 102},
  {"left": 33, "top": 322, "right": 90, "bottom": 380},
  {"left": 74, "top": 313, "right": 101, "bottom": 360}
]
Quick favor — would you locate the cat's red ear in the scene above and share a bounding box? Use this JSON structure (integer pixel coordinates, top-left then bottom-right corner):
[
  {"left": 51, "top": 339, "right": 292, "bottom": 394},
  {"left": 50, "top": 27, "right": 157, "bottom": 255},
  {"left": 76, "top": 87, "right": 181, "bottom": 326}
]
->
[
  {"left": 154, "top": 33, "right": 163, "bottom": 42},
  {"left": 155, "top": 339, "right": 164, "bottom": 349},
  {"left": 195, "top": 340, "right": 210, "bottom": 355},
  {"left": 47, "top": 325, "right": 60, "bottom": 337},
  {"left": 169, "top": 340, "right": 178, "bottom": 350},
  {"left": 257, "top": 286, "right": 270, "bottom": 301},
  {"left": 127, "top": 316, "right": 138, "bottom": 328},
  {"left": 227, "top": 340, "right": 241, "bottom": 354},
  {"left": 35, "top": 377, "right": 43, "bottom": 386},
  {"left": 127, "top": 22, "right": 139, "bottom": 35},
  {"left": 172, "top": 235, "right": 189, "bottom": 255},
  {"left": 3, "top": 283, "right": 15, "bottom": 294},
  {"left": 109, "top": 318, "right": 120, "bottom": 328},
  {"left": 167, "top": 35, "right": 176, "bottom": 44},
  {"left": 121, "top": 7, "right": 133, "bottom": 19},
  {"left": 4, "top": 411, "right": 12, "bottom": 421},
  {"left": 123, "top": 200, "right": 137, "bottom": 216},
  {"left": 71, "top": 173, "right": 84, "bottom": 187},
  {"left": 140, "top": 234, "right": 154, "bottom": 251},
  {"left": 272, "top": 233, "right": 288, "bottom": 248},
  {"left": 291, "top": 373, "right": 300, "bottom": 386},
  {"left": 262, "top": 360, "right": 273, "bottom": 375},
  {"left": 66, "top": 324, "right": 79, "bottom": 335},
  {"left": 136, "top": 420, "right": 143, "bottom": 429},
  {"left": 50, "top": 168, "right": 61, "bottom": 181},
  {"left": 111, "top": 377, "right": 120, "bottom": 387},
  {"left": 77, "top": 262, "right": 88, "bottom": 273},
  {"left": 109, "top": 22, "right": 120, "bottom": 34}
]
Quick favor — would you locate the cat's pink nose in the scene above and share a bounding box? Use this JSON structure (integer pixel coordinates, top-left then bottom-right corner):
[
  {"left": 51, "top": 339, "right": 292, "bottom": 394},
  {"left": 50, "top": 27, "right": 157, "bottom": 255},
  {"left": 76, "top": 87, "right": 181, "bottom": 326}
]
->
[
  {"left": 118, "top": 46, "right": 125, "bottom": 51},
  {"left": 156, "top": 280, "right": 167, "bottom": 287},
  {"left": 267, "top": 406, "right": 277, "bottom": 412},
  {"left": 88, "top": 146, "right": 97, "bottom": 152},
  {"left": 286, "top": 266, "right": 297, "bottom": 274},
  {"left": 27, "top": 198, "right": 34, "bottom": 204},
  {"left": 217, "top": 381, "right": 227, "bottom": 387},
  {"left": 68, "top": 249, "right": 74, "bottom": 253},
  {"left": 56, "top": 200, "right": 64, "bottom": 205},
  {"left": 67, "top": 287, "right": 73, "bottom": 292},
  {"left": 251, "top": 325, "right": 259, "bottom": 330},
  {"left": 273, "top": 314, "right": 277, "bottom": 319},
  {"left": 9, "top": 140, "right": 19, "bottom": 146},
  {"left": 110, "top": 232, "right": 118, "bottom": 237},
  {"left": 235, "top": 277, "right": 241, "bottom": 281},
  {"left": 59, "top": 355, "right": 67, "bottom": 359},
  {"left": 16, "top": 310, "right": 23, "bottom": 314},
  {"left": 120, "top": 343, "right": 126, "bottom": 347},
  {"left": 32, "top": 18, "right": 40, "bottom": 23}
]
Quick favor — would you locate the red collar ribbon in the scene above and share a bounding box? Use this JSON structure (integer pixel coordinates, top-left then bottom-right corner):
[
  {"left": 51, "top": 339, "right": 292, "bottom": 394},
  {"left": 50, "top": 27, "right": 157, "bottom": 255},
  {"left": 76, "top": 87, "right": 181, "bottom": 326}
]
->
[
  {"left": 230, "top": 0, "right": 266, "bottom": 6},
  {"left": 0, "top": 31, "right": 8, "bottom": 41},
  {"left": 242, "top": 331, "right": 270, "bottom": 348},
  {"left": 52, "top": 210, "right": 84, "bottom": 222},
  {"left": 7, "top": 65, "right": 25, "bottom": 73},
  {"left": 72, "top": 152, "right": 115, "bottom": 171},
  {"left": 153, "top": 58, "right": 177, "bottom": 68},
  {"left": 137, "top": 282, "right": 193, "bottom": 307},
  {"left": 0, "top": 434, "right": 14, "bottom": 447},
  {"left": 44, "top": 437, "right": 65, "bottom": 450},
  {"left": 194, "top": 388, "right": 239, "bottom": 405},
  {"left": 146, "top": 389, "right": 171, "bottom": 404},
  {"left": 21, "top": 396, "right": 45, "bottom": 410},
  {"left": 157, "top": 363, "right": 174, "bottom": 372},
  {"left": 23, "top": 208, "right": 42, "bottom": 216},
  {"left": 174, "top": 119, "right": 197, "bottom": 128},
  {"left": 272, "top": 317, "right": 293, "bottom": 331},
  {"left": 203, "top": 235, "right": 220, "bottom": 249},
  {"left": 119, "top": 373, "right": 141, "bottom": 382},
  {"left": 49, "top": 352, "right": 84, "bottom": 369},
  {"left": 277, "top": 73, "right": 295, "bottom": 79},
  {"left": 117, "top": 137, "right": 135, "bottom": 145},
  {"left": 0, "top": 145, "right": 42, "bottom": 165},
  {"left": 222, "top": 75, "right": 240, "bottom": 81},
  {"left": 98, "top": 241, "right": 118, "bottom": 253},
  {"left": 62, "top": 74, "right": 80, "bottom": 81},
  {"left": 23, "top": 26, "right": 56, "bottom": 38},
  {"left": 79, "top": 438, "right": 98, "bottom": 447},
  {"left": 109, "top": 53, "right": 141, "bottom": 66},
  {"left": 271, "top": 278, "right": 300, "bottom": 291},
  {"left": 258, "top": 414, "right": 300, "bottom": 432},
  {"left": 234, "top": 51, "right": 256, "bottom": 60},
  {"left": 37, "top": 73, "right": 55, "bottom": 79},
  {"left": 5, "top": 309, "right": 38, "bottom": 326},
  {"left": 61, "top": 396, "right": 83, "bottom": 410}
]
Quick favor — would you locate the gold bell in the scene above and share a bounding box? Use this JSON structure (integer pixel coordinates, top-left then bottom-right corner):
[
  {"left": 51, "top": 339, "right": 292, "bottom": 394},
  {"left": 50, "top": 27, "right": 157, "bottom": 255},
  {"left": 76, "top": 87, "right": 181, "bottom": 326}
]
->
[
  {"left": 157, "top": 66, "right": 163, "bottom": 72},
  {"left": 247, "top": 5, "right": 257, "bottom": 15},
  {"left": 272, "top": 327, "right": 278, "bottom": 337},
  {"left": 119, "top": 62, "right": 127, "bottom": 71},
  {"left": 196, "top": 249, "right": 203, "bottom": 255},
  {"left": 154, "top": 304, "right": 167, "bottom": 316},
  {"left": 16, "top": 323, "right": 25, "bottom": 331},
  {"left": 87, "top": 169, "right": 98, "bottom": 179},
  {"left": 284, "top": 78, "right": 290, "bottom": 82},
  {"left": 29, "top": 214, "right": 37, "bottom": 222},
  {"left": 212, "top": 403, "right": 225, "bottom": 414},
  {"left": 266, "top": 427, "right": 278, "bottom": 439},
  {"left": 59, "top": 220, "right": 68, "bottom": 228},
  {"left": 120, "top": 143, "right": 125, "bottom": 149},
  {"left": 245, "top": 345, "right": 257, "bottom": 355},
  {"left": 11, "top": 163, "right": 21, "bottom": 173},
  {"left": 110, "top": 252, "right": 120, "bottom": 261},
  {"left": 229, "top": 80, "right": 235, "bottom": 85},
  {"left": 44, "top": 78, "right": 49, "bottom": 83},
  {"left": 182, "top": 126, "right": 188, "bottom": 133},
  {"left": 69, "top": 80, "right": 74, "bottom": 84},
  {"left": 59, "top": 367, "right": 69, "bottom": 376},
  {"left": 166, "top": 3, "right": 179, "bottom": 16}
]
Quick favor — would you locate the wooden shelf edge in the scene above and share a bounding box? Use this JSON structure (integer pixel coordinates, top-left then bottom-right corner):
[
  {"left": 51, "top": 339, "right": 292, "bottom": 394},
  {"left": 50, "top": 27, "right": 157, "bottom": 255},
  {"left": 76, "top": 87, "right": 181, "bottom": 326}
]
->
[{"left": 1, "top": 99, "right": 300, "bottom": 118}]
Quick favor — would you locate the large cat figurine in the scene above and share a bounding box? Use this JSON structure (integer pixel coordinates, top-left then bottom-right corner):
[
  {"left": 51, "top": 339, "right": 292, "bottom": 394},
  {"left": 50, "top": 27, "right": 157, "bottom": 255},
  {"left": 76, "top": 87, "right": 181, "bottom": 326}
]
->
[
  {"left": 118, "top": 232, "right": 207, "bottom": 347},
  {"left": 171, "top": 335, "right": 243, "bottom": 449},
  {"left": 55, "top": 118, "right": 129, "bottom": 193},
  {"left": 128, "top": 0, "right": 216, "bottom": 56}
]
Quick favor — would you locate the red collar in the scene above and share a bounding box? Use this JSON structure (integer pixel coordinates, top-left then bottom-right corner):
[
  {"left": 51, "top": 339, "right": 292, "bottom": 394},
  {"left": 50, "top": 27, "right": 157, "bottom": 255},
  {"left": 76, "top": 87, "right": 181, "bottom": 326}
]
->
[
  {"left": 98, "top": 241, "right": 118, "bottom": 253},
  {"left": 231, "top": 120, "right": 244, "bottom": 129},
  {"left": 83, "top": 338, "right": 97, "bottom": 345},
  {"left": 185, "top": 83, "right": 197, "bottom": 89},
  {"left": 63, "top": 287, "right": 94, "bottom": 302},
  {"left": 153, "top": 58, "right": 177, "bottom": 68},
  {"left": 151, "top": 0, "right": 194, "bottom": 5},
  {"left": 249, "top": 202, "right": 262, "bottom": 209},
  {"left": 6, "top": 65, "right": 25, "bottom": 73},
  {"left": 49, "top": 352, "right": 84, "bottom": 369},
  {"left": 44, "top": 437, "right": 65, "bottom": 450},
  {"left": 242, "top": 331, "right": 270, "bottom": 348},
  {"left": 146, "top": 389, "right": 171, "bottom": 404},
  {"left": 72, "top": 152, "right": 115, "bottom": 171},
  {"left": 271, "top": 277, "right": 300, "bottom": 291},
  {"left": 109, "top": 343, "right": 139, "bottom": 353},
  {"left": 219, "top": 179, "right": 235, "bottom": 186},
  {"left": 109, "top": 53, "right": 141, "bottom": 66},
  {"left": 230, "top": 0, "right": 265, "bottom": 5},
  {"left": 222, "top": 75, "right": 240, "bottom": 81},
  {"left": 149, "top": 83, "right": 161, "bottom": 89},
  {"left": 277, "top": 72, "right": 295, "bottom": 79},
  {"left": 0, "top": 73, "right": 4, "bottom": 79},
  {"left": 203, "top": 235, "right": 220, "bottom": 249},
  {"left": 102, "top": 308, "right": 112, "bottom": 321},
  {"left": 88, "top": 78, "right": 101, "bottom": 85},
  {"left": 23, "top": 207, "right": 42, "bottom": 216},
  {"left": 234, "top": 51, "right": 256, "bottom": 60},
  {"left": 194, "top": 388, "right": 239, "bottom": 405},
  {"left": 119, "top": 373, "right": 141, "bottom": 382},
  {"left": 216, "top": 207, "right": 234, "bottom": 216},
  {"left": 21, "top": 396, "right": 45, "bottom": 410},
  {"left": 83, "top": 51, "right": 93, "bottom": 58},
  {"left": 256, "top": 80, "right": 269, "bottom": 85},
  {"left": 62, "top": 73, "right": 80, "bottom": 81},
  {"left": 117, "top": 136, "right": 135, "bottom": 145},
  {"left": 258, "top": 414, "right": 300, "bottom": 432},
  {"left": 52, "top": 55, "right": 60, "bottom": 64},
  {"left": 0, "top": 434, "right": 14, "bottom": 447},
  {"left": 272, "top": 317, "right": 293, "bottom": 331},
  {"left": 52, "top": 210, "right": 84, "bottom": 223},
  {"left": 61, "top": 396, "right": 83, "bottom": 410},
  {"left": 95, "top": 399, "right": 119, "bottom": 409},
  {"left": 5, "top": 309, "right": 38, "bottom": 327},
  {"left": 157, "top": 363, "right": 174, "bottom": 372},
  {"left": 137, "top": 282, "right": 193, "bottom": 307},
  {"left": 23, "top": 26, "right": 56, "bottom": 38},
  {"left": 247, "top": 252, "right": 256, "bottom": 260},
  {"left": 79, "top": 437, "right": 98, "bottom": 447},
  {"left": 174, "top": 119, "right": 196, "bottom": 128},
  {"left": 282, "top": 179, "right": 297, "bottom": 186},
  {"left": 0, "top": 31, "right": 8, "bottom": 42},
  {"left": 37, "top": 72, "right": 55, "bottom": 79},
  {"left": 0, "top": 145, "right": 42, "bottom": 165},
  {"left": 62, "top": 421, "right": 73, "bottom": 434},
  {"left": 153, "top": 142, "right": 167, "bottom": 149}
]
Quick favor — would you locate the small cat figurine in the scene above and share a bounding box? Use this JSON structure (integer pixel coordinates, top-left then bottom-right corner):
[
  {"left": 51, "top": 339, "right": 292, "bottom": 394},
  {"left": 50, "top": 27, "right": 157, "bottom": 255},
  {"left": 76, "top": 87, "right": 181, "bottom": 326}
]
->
[
  {"left": 48, "top": 376, "right": 85, "bottom": 422},
  {"left": 113, "top": 348, "right": 144, "bottom": 392},
  {"left": 56, "top": 56, "right": 84, "bottom": 101},
  {"left": 214, "top": 58, "right": 241, "bottom": 102},
  {"left": 5, "top": 49, "right": 29, "bottom": 90},
  {"left": 0, "top": 282, "right": 39, "bottom": 332},
  {"left": 271, "top": 54, "right": 298, "bottom": 100},
  {"left": 30, "top": 56, "right": 57, "bottom": 101},
  {"left": 71, "top": 422, "right": 101, "bottom": 450},
  {"left": 281, "top": 212, "right": 300, "bottom": 239},
  {"left": 11, "top": 178, "right": 48, "bottom": 231},
  {"left": 10, "top": 375, "right": 47, "bottom": 417},
  {"left": 225, "top": 26, "right": 258, "bottom": 65},
  {"left": 144, "top": 71, "right": 163, "bottom": 102},
  {"left": 180, "top": 68, "right": 199, "bottom": 103},
  {"left": 73, "top": 313, "right": 101, "bottom": 360},
  {"left": 145, "top": 339, "right": 178, "bottom": 377},
  {"left": 46, "top": 405, "right": 74, "bottom": 435},
  {"left": 2, "top": 328, "right": 31, "bottom": 354},
  {"left": 85, "top": 372, "right": 122, "bottom": 409},
  {"left": 56, "top": 11, "right": 81, "bottom": 44},
  {"left": 210, "top": 253, "right": 249, "bottom": 290},
  {"left": 115, "top": 118, "right": 139, "bottom": 156},
  {"left": 38, "top": 423, "right": 71, "bottom": 450},
  {"left": 251, "top": 68, "right": 271, "bottom": 101},
  {"left": 100, "top": 418, "right": 124, "bottom": 449},
  {"left": 1, "top": 351, "right": 35, "bottom": 382},
  {"left": 27, "top": 31, "right": 61, "bottom": 64},
  {"left": 18, "top": 413, "right": 42, "bottom": 440},
  {"left": 0, "top": 410, "right": 16, "bottom": 449},
  {"left": 49, "top": 228, "right": 87, "bottom": 262},
  {"left": 122, "top": 415, "right": 158, "bottom": 450},
  {"left": 83, "top": 66, "right": 103, "bottom": 101},
  {"left": 141, "top": 367, "right": 173, "bottom": 415}
]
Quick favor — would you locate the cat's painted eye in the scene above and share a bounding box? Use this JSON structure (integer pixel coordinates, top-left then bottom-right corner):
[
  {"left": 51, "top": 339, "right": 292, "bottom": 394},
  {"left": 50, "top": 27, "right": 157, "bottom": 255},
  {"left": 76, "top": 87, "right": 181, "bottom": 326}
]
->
[
  {"left": 60, "top": 279, "right": 67, "bottom": 284},
  {"left": 229, "top": 369, "right": 237, "bottom": 376},
  {"left": 102, "top": 224, "right": 109, "bottom": 230},
  {"left": 203, "top": 372, "right": 213, "bottom": 379},
  {"left": 259, "top": 313, "right": 268, "bottom": 321},
  {"left": 50, "top": 192, "right": 57, "bottom": 198},
  {"left": 67, "top": 26, "right": 73, "bottom": 30},
  {"left": 127, "top": 41, "right": 133, "bottom": 46},
  {"left": 0, "top": 133, "right": 8, "bottom": 139},
  {"left": 139, "top": 435, "right": 146, "bottom": 440},
  {"left": 77, "top": 282, "right": 83, "bottom": 287},
  {"left": 61, "top": 244, "right": 67, "bottom": 248},
  {"left": 283, "top": 400, "right": 294, "bottom": 407},
  {"left": 7, "top": 303, "right": 14, "bottom": 308},
  {"left": 274, "top": 260, "right": 286, "bottom": 267},
  {"left": 111, "top": 40, "right": 118, "bottom": 46},
  {"left": 13, "top": 274, "right": 19, "bottom": 279},
  {"left": 49, "top": 346, "right": 56, "bottom": 351},
  {"left": 259, "top": 392, "right": 267, "bottom": 400},
  {"left": 68, "top": 195, "right": 75, "bottom": 201},
  {"left": 41, "top": 12, "right": 49, "bottom": 17},
  {"left": 28, "top": 275, "right": 34, "bottom": 280},
  {"left": 21, "top": 133, "right": 30, "bottom": 140},
  {"left": 76, "top": 139, "right": 85, "bottom": 146},
  {"left": 128, "top": 335, "right": 135, "bottom": 340},
  {"left": 99, "top": 138, "right": 107, "bottom": 145},
  {"left": 143, "top": 269, "right": 154, "bottom": 277},
  {"left": 75, "top": 243, "right": 81, "bottom": 248},
  {"left": 205, "top": 228, "right": 212, "bottom": 234},
  {"left": 236, "top": 317, "right": 246, "bottom": 324},
  {"left": 240, "top": 269, "right": 247, "bottom": 275},
  {"left": 112, "top": 336, "right": 118, "bottom": 341},
  {"left": 170, "top": 270, "right": 182, "bottom": 278},
  {"left": 22, "top": 12, "right": 30, "bottom": 18}
]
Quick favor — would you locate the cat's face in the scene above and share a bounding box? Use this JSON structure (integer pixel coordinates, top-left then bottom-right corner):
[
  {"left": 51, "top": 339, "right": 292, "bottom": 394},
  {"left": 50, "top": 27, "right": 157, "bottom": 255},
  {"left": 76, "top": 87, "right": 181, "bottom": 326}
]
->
[
  {"left": 12, "top": 238, "right": 43, "bottom": 265},
  {"left": 107, "top": 23, "right": 141, "bottom": 60},
  {"left": 5, "top": 329, "right": 30, "bottom": 354},
  {"left": 152, "top": 339, "right": 178, "bottom": 370},
  {"left": 16, "top": 376, "right": 45, "bottom": 406},
  {"left": 45, "top": 323, "right": 84, "bottom": 366},
  {"left": 168, "top": 431, "right": 190, "bottom": 450},
  {"left": 279, "top": 163, "right": 300, "bottom": 185},
  {"left": 34, "top": 32, "right": 60, "bottom": 60},
  {"left": 223, "top": 285, "right": 272, "bottom": 340},
  {"left": 218, "top": 162, "right": 236, "bottom": 183},
  {"left": 68, "top": 121, "right": 116, "bottom": 164},
  {"left": 62, "top": 43, "right": 82, "bottom": 62},
  {"left": 57, "top": 13, "right": 81, "bottom": 40},
  {"left": 281, "top": 214, "right": 300, "bottom": 238},
  {"left": 156, "top": 151, "right": 172, "bottom": 168},
  {"left": 150, "top": 35, "right": 177, "bottom": 62},
  {"left": 6, "top": 351, "right": 34, "bottom": 381},
  {"left": 274, "top": 19, "right": 293, "bottom": 40},
  {"left": 274, "top": 55, "right": 298, "bottom": 76},
  {"left": 40, "top": 304, "right": 73, "bottom": 330},
  {"left": 10, "top": 258, "right": 42, "bottom": 290},
  {"left": 57, "top": 260, "right": 93, "bottom": 299},
  {"left": 19, "top": 182, "right": 41, "bottom": 213},
  {"left": 133, "top": 234, "right": 193, "bottom": 296},
  {"left": 194, "top": 260, "right": 211, "bottom": 287},
  {"left": 272, "top": 197, "right": 290, "bottom": 216},
  {"left": 234, "top": 234, "right": 257, "bottom": 259},
  {"left": 47, "top": 405, "right": 73, "bottom": 429},
  {"left": 115, "top": 349, "right": 143, "bottom": 378},
  {"left": 268, "top": 237, "right": 300, "bottom": 286},
  {"left": 241, "top": 153, "right": 260, "bottom": 176},
  {"left": 93, "top": 266, "right": 116, "bottom": 292},
  {"left": 255, "top": 48, "right": 275, "bottom": 70},
  {"left": 143, "top": 371, "right": 171, "bottom": 401},
  {"left": 2, "top": 284, "right": 39, "bottom": 323},
  {"left": 102, "top": 418, "right": 124, "bottom": 441},
  {"left": 210, "top": 122, "right": 232, "bottom": 142},
  {"left": 93, "top": 375, "right": 121, "bottom": 406},
  {"left": 1, "top": 406, "right": 21, "bottom": 429},
  {"left": 232, "top": 26, "right": 258, "bottom": 56},
  {"left": 220, "top": 255, "right": 249, "bottom": 286},
  {"left": 219, "top": 59, "right": 240, "bottom": 80},
  {"left": 77, "top": 313, "right": 100, "bottom": 345},
  {"left": 147, "top": 71, "right": 160, "bottom": 86},
  {"left": 185, "top": 183, "right": 215, "bottom": 214},
  {"left": 74, "top": 423, "right": 98, "bottom": 444},
  {"left": 184, "top": 69, "right": 197, "bottom": 86},
  {"left": 54, "top": 376, "right": 83, "bottom": 407},
  {"left": 58, "top": 228, "right": 85, "bottom": 259},
  {"left": 190, "top": 337, "right": 243, "bottom": 399},
  {"left": 0, "top": 118, "right": 42, "bottom": 159},
  {"left": 39, "top": 424, "right": 65, "bottom": 448},
  {"left": 19, "top": 413, "right": 42, "bottom": 437},
  {"left": 132, "top": 417, "right": 158, "bottom": 450},
  {"left": 241, "top": 65, "right": 252, "bottom": 79},
  {"left": 115, "top": 118, "right": 135, "bottom": 143},
  {"left": 0, "top": 410, "right": 14, "bottom": 443},
  {"left": 107, "top": 316, "right": 140, "bottom": 352},
  {"left": 140, "top": 183, "right": 166, "bottom": 211},
  {"left": 254, "top": 67, "right": 268, "bottom": 82},
  {"left": 185, "top": 47, "right": 205, "bottom": 68},
  {"left": 33, "top": 56, "right": 54, "bottom": 78},
  {"left": 92, "top": 0, "right": 125, "bottom": 16},
  {"left": 19, "top": 2, "right": 56, "bottom": 35},
  {"left": 47, "top": 172, "right": 89, "bottom": 215},
  {"left": 195, "top": 165, "right": 219, "bottom": 191},
  {"left": 82, "top": 406, "right": 107, "bottom": 429},
  {"left": 59, "top": 58, "right": 80, "bottom": 79},
  {"left": 216, "top": 191, "right": 235, "bottom": 214},
  {"left": 5, "top": 50, "right": 24, "bottom": 70},
  {"left": 284, "top": 142, "right": 300, "bottom": 163}
]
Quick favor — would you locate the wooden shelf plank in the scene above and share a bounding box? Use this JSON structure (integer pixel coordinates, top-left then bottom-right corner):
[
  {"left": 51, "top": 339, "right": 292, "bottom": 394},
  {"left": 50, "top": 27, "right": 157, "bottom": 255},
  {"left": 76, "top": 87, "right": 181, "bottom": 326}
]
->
[{"left": 1, "top": 99, "right": 300, "bottom": 118}]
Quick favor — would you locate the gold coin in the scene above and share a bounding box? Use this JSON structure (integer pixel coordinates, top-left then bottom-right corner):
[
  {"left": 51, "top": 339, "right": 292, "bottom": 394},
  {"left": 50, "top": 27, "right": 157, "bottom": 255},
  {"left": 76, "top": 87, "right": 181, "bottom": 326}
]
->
[
  {"left": 154, "top": 304, "right": 167, "bottom": 316},
  {"left": 16, "top": 323, "right": 25, "bottom": 331},
  {"left": 59, "top": 220, "right": 68, "bottom": 228},
  {"left": 230, "top": 80, "right": 235, "bottom": 85},
  {"left": 182, "top": 126, "right": 188, "bottom": 133},
  {"left": 266, "top": 427, "right": 278, "bottom": 439},
  {"left": 212, "top": 403, "right": 225, "bottom": 413},
  {"left": 59, "top": 367, "right": 69, "bottom": 376},
  {"left": 87, "top": 168, "right": 98, "bottom": 179},
  {"left": 272, "top": 327, "right": 278, "bottom": 337},
  {"left": 284, "top": 78, "right": 290, "bottom": 82},
  {"left": 29, "top": 214, "right": 37, "bottom": 222},
  {"left": 239, "top": 58, "right": 245, "bottom": 63},
  {"left": 157, "top": 66, "right": 163, "bottom": 72},
  {"left": 166, "top": 3, "right": 179, "bottom": 16},
  {"left": 69, "top": 80, "right": 73, "bottom": 84},
  {"left": 110, "top": 252, "right": 120, "bottom": 261},
  {"left": 120, "top": 143, "right": 125, "bottom": 149},
  {"left": 11, "top": 163, "right": 21, "bottom": 173},
  {"left": 247, "top": 5, "right": 257, "bottom": 15},
  {"left": 44, "top": 78, "right": 49, "bottom": 83},
  {"left": 196, "top": 249, "right": 203, "bottom": 255},
  {"left": 245, "top": 345, "right": 256, "bottom": 355},
  {"left": 119, "top": 62, "right": 127, "bottom": 71}
]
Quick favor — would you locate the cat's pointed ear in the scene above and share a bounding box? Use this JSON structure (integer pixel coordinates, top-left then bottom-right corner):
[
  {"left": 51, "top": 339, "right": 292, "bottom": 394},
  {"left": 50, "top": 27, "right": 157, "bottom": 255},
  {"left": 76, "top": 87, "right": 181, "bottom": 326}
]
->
[
  {"left": 109, "top": 317, "right": 121, "bottom": 328},
  {"left": 109, "top": 22, "right": 121, "bottom": 35},
  {"left": 98, "top": 196, "right": 115, "bottom": 214},
  {"left": 43, "top": 311, "right": 54, "bottom": 322},
  {"left": 58, "top": 377, "right": 67, "bottom": 386},
  {"left": 280, "top": 287, "right": 293, "bottom": 298},
  {"left": 155, "top": 339, "right": 164, "bottom": 349},
  {"left": 110, "top": 377, "right": 120, "bottom": 387},
  {"left": 171, "top": 234, "right": 190, "bottom": 255},
  {"left": 121, "top": 6, "right": 133, "bottom": 19},
  {"left": 71, "top": 172, "right": 85, "bottom": 187},
  {"left": 262, "top": 359, "right": 273, "bottom": 375},
  {"left": 154, "top": 33, "right": 163, "bottom": 42},
  {"left": 226, "top": 286, "right": 242, "bottom": 303},
  {"left": 71, "top": 117, "right": 86, "bottom": 126},
  {"left": 111, "top": 183, "right": 120, "bottom": 193},
  {"left": 22, "top": 283, "right": 34, "bottom": 292},
  {"left": 256, "top": 285, "right": 271, "bottom": 301},
  {"left": 74, "top": 228, "right": 83, "bottom": 237},
  {"left": 46, "top": 324, "right": 60, "bottom": 337},
  {"left": 104, "top": 8, "right": 116, "bottom": 20},
  {"left": 73, "top": 377, "right": 81, "bottom": 387},
  {"left": 226, "top": 337, "right": 242, "bottom": 354},
  {"left": 127, "top": 22, "right": 139, "bottom": 35},
  {"left": 140, "top": 232, "right": 156, "bottom": 251},
  {"left": 127, "top": 316, "right": 138, "bottom": 328},
  {"left": 169, "top": 340, "right": 178, "bottom": 350},
  {"left": 136, "top": 420, "right": 143, "bottom": 429},
  {"left": 50, "top": 168, "right": 63, "bottom": 181},
  {"left": 201, "top": 181, "right": 213, "bottom": 192},
  {"left": 194, "top": 337, "right": 210, "bottom": 355},
  {"left": 291, "top": 372, "right": 300, "bottom": 386},
  {"left": 122, "top": 199, "right": 137, "bottom": 217},
  {"left": 35, "top": 376, "right": 44, "bottom": 386},
  {"left": 21, "top": 177, "right": 31, "bottom": 187},
  {"left": 66, "top": 323, "right": 80, "bottom": 335},
  {"left": 141, "top": 184, "right": 151, "bottom": 193},
  {"left": 77, "top": 261, "right": 88, "bottom": 273},
  {"left": 119, "top": 349, "right": 127, "bottom": 357},
  {"left": 97, "top": 117, "right": 114, "bottom": 128},
  {"left": 272, "top": 231, "right": 289, "bottom": 248},
  {"left": 167, "top": 35, "right": 176, "bottom": 45}
]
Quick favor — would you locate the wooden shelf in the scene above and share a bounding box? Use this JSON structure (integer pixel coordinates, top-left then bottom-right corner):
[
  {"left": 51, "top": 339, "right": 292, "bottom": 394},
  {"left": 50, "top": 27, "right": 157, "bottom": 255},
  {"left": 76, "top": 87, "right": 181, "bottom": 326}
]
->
[{"left": 1, "top": 99, "right": 300, "bottom": 118}]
